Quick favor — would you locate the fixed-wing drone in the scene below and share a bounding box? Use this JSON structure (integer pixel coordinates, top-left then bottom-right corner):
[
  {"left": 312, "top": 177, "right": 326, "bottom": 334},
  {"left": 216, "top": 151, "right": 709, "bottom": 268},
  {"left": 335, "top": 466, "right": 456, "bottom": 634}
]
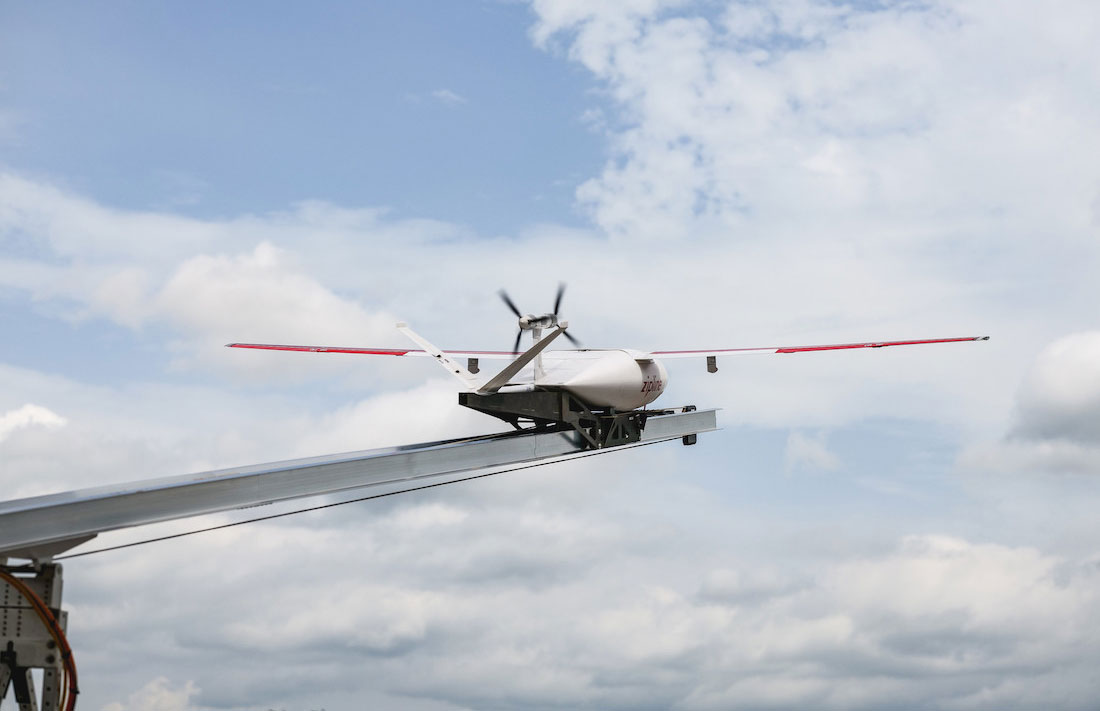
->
[{"left": 229, "top": 285, "right": 988, "bottom": 448}]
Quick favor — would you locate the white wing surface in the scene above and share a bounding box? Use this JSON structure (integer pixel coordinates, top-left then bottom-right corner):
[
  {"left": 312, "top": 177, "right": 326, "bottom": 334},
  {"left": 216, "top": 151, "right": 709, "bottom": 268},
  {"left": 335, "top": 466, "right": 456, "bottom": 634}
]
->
[
  {"left": 226, "top": 343, "right": 517, "bottom": 359},
  {"left": 652, "top": 336, "right": 989, "bottom": 358}
]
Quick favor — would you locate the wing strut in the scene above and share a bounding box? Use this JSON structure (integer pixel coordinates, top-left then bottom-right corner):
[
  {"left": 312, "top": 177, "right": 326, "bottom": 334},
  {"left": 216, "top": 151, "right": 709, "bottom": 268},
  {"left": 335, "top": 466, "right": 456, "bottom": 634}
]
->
[{"left": 479, "top": 324, "right": 567, "bottom": 394}]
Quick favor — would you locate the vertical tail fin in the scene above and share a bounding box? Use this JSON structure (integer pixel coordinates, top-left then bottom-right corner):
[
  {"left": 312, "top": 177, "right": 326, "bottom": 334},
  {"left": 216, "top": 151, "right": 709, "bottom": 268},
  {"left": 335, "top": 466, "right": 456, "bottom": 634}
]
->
[{"left": 396, "top": 323, "right": 481, "bottom": 390}]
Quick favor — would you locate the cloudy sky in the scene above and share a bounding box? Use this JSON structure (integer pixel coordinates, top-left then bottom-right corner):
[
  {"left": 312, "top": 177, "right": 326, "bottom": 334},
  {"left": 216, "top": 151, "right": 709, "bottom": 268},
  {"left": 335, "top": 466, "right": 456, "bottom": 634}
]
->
[{"left": 2, "top": 1, "right": 1099, "bottom": 709}]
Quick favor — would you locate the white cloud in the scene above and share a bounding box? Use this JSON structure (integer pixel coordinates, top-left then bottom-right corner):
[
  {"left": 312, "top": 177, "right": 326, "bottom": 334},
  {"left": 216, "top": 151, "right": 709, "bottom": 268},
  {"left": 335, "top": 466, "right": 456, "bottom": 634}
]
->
[
  {"left": 0, "top": 403, "right": 66, "bottom": 443},
  {"left": 101, "top": 677, "right": 200, "bottom": 711},
  {"left": 404, "top": 89, "right": 470, "bottom": 107},
  {"left": 68, "top": 508, "right": 1100, "bottom": 710},
  {"left": 289, "top": 379, "right": 489, "bottom": 455},
  {"left": 532, "top": 0, "right": 1100, "bottom": 260},
  {"left": 431, "top": 88, "right": 468, "bottom": 106},
  {"left": 1014, "top": 331, "right": 1100, "bottom": 445},
  {"left": 783, "top": 430, "right": 840, "bottom": 473},
  {"left": 0, "top": 175, "right": 449, "bottom": 384},
  {"left": 964, "top": 437, "right": 1100, "bottom": 477},
  {"left": 963, "top": 331, "right": 1100, "bottom": 476},
  {"left": 0, "top": 173, "right": 223, "bottom": 263},
  {"left": 155, "top": 241, "right": 402, "bottom": 375}
]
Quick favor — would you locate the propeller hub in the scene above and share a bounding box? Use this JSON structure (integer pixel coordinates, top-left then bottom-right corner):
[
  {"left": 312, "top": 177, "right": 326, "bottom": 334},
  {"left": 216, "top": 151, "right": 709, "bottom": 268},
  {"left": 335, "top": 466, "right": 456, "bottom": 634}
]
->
[
  {"left": 519, "top": 313, "right": 560, "bottom": 330},
  {"left": 500, "top": 284, "right": 581, "bottom": 352}
]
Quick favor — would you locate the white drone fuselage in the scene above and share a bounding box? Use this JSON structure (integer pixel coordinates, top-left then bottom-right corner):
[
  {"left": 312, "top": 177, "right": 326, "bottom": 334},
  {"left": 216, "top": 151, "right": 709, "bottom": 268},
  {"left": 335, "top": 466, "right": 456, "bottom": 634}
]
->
[
  {"left": 501, "top": 348, "right": 669, "bottom": 411},
  {"left": 399, "top": 320, "right": 669, "bottom": 411}
]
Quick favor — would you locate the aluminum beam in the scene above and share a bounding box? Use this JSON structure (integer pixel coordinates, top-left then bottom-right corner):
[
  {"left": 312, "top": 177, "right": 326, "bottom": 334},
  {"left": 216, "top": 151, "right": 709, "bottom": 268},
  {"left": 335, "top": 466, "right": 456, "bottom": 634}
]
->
[{"left": 0, "top": 408, "right": 717, "bottom": 560}]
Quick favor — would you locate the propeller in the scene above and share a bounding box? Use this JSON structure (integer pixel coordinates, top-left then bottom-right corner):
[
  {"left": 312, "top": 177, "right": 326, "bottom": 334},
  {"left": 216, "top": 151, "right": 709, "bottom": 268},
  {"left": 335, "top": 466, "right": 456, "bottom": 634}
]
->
[
  {"left": 500, "top": 290, "right": 522, "bottom": 319},
  {"left": 553, "top": 283, "right": 582, "bottom": 347},
  {"left": 499, "top": 284, "right": 583, "bottom": 354},
  {"left": 499, "top": 289, "right": 526, "bottom": 354}
]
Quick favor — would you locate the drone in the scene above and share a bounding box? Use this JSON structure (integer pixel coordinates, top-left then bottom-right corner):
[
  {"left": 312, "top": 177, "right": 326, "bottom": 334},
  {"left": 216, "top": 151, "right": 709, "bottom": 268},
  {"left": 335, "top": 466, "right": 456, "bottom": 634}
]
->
[{"left": 229, "top": 285, "right": 988, "bottom": 448}]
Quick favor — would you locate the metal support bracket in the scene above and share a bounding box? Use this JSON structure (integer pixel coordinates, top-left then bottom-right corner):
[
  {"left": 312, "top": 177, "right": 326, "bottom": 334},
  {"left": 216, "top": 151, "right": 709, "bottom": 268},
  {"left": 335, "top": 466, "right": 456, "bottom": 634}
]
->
[
  {"left": 680, "top": 405, "right": 698, "bottom": 445},
  {"left": 459, "top": 390, "right": 654, "bottom": 449},
  {"left": 1, "top": 563, "right": 66, "bottom": 711}
]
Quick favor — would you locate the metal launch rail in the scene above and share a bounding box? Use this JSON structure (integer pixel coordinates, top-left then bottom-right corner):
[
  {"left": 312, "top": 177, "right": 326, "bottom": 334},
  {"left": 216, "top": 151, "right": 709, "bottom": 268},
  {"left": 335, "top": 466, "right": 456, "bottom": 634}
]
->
[{"left": 1, "top": 407, "right": 717, "bottom": 710}]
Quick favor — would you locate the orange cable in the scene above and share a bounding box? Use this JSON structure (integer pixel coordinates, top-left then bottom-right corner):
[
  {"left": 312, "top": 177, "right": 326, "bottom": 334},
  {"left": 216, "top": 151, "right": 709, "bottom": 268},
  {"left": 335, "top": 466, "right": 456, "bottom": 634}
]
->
[{"left": 0, "top": 569, "right": 79, "bottom": 710}]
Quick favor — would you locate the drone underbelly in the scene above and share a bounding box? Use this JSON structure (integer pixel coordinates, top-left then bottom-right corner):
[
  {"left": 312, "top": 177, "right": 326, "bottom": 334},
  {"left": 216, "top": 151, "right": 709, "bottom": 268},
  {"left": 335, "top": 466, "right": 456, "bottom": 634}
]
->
[{"left": 541, "top": 351, "right": 667, "bottom": 410}]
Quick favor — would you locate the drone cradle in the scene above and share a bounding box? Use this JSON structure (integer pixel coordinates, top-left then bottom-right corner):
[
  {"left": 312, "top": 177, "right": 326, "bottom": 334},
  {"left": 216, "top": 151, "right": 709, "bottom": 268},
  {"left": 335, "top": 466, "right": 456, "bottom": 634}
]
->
[{"left": 459, "top": 389, "right": 653, "bottom": 449}]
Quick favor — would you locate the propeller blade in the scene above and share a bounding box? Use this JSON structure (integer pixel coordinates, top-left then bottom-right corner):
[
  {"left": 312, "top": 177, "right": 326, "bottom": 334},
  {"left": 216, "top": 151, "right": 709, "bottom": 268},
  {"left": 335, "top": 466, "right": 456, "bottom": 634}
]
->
[
  {"left": 499, "top": 290, "right": 522, "bottom": 318},
  {"left": 553, "top": 282, "right": 565, "bottom": 316},
  {"left": 563, "top": 330, "right": 582, "bottom": 347},
  {"left": 512, "top": 329, "right": 523, "bottom": 355}
]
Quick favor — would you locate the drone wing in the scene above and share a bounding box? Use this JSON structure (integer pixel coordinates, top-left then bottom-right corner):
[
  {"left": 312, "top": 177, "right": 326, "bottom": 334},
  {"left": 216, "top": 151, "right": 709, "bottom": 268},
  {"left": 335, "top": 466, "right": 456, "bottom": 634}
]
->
[
  {"left": 226, "top": 343, "right": 517, "bottom": 359},
  {"left": 229, "top": 321, "right": 545, "bottom": 390},
  {"left": 652, "top": 336, "right": 989, "bottom": 359}
]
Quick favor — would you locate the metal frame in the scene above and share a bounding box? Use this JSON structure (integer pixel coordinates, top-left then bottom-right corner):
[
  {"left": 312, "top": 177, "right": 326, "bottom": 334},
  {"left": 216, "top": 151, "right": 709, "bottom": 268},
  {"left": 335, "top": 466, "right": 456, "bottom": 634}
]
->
[
  {"left": 1, "top": 564, "right": 66, "bottom": 711},
  {"left": 459, "top": 390, "right": 650, "bottom": 448},
  {"left": 0, "top": 408, "right": 718, "bottom": 562}
]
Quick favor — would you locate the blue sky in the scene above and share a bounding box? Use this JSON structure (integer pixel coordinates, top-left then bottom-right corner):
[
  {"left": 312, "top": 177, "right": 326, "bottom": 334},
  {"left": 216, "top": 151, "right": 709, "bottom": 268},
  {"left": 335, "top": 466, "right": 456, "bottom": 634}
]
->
[
  {"left": 2, "top": 2, "right": 601, "bottom": 230},
  {"left": 2, "top": 2, "right": 1100, "bottom": 710}
]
